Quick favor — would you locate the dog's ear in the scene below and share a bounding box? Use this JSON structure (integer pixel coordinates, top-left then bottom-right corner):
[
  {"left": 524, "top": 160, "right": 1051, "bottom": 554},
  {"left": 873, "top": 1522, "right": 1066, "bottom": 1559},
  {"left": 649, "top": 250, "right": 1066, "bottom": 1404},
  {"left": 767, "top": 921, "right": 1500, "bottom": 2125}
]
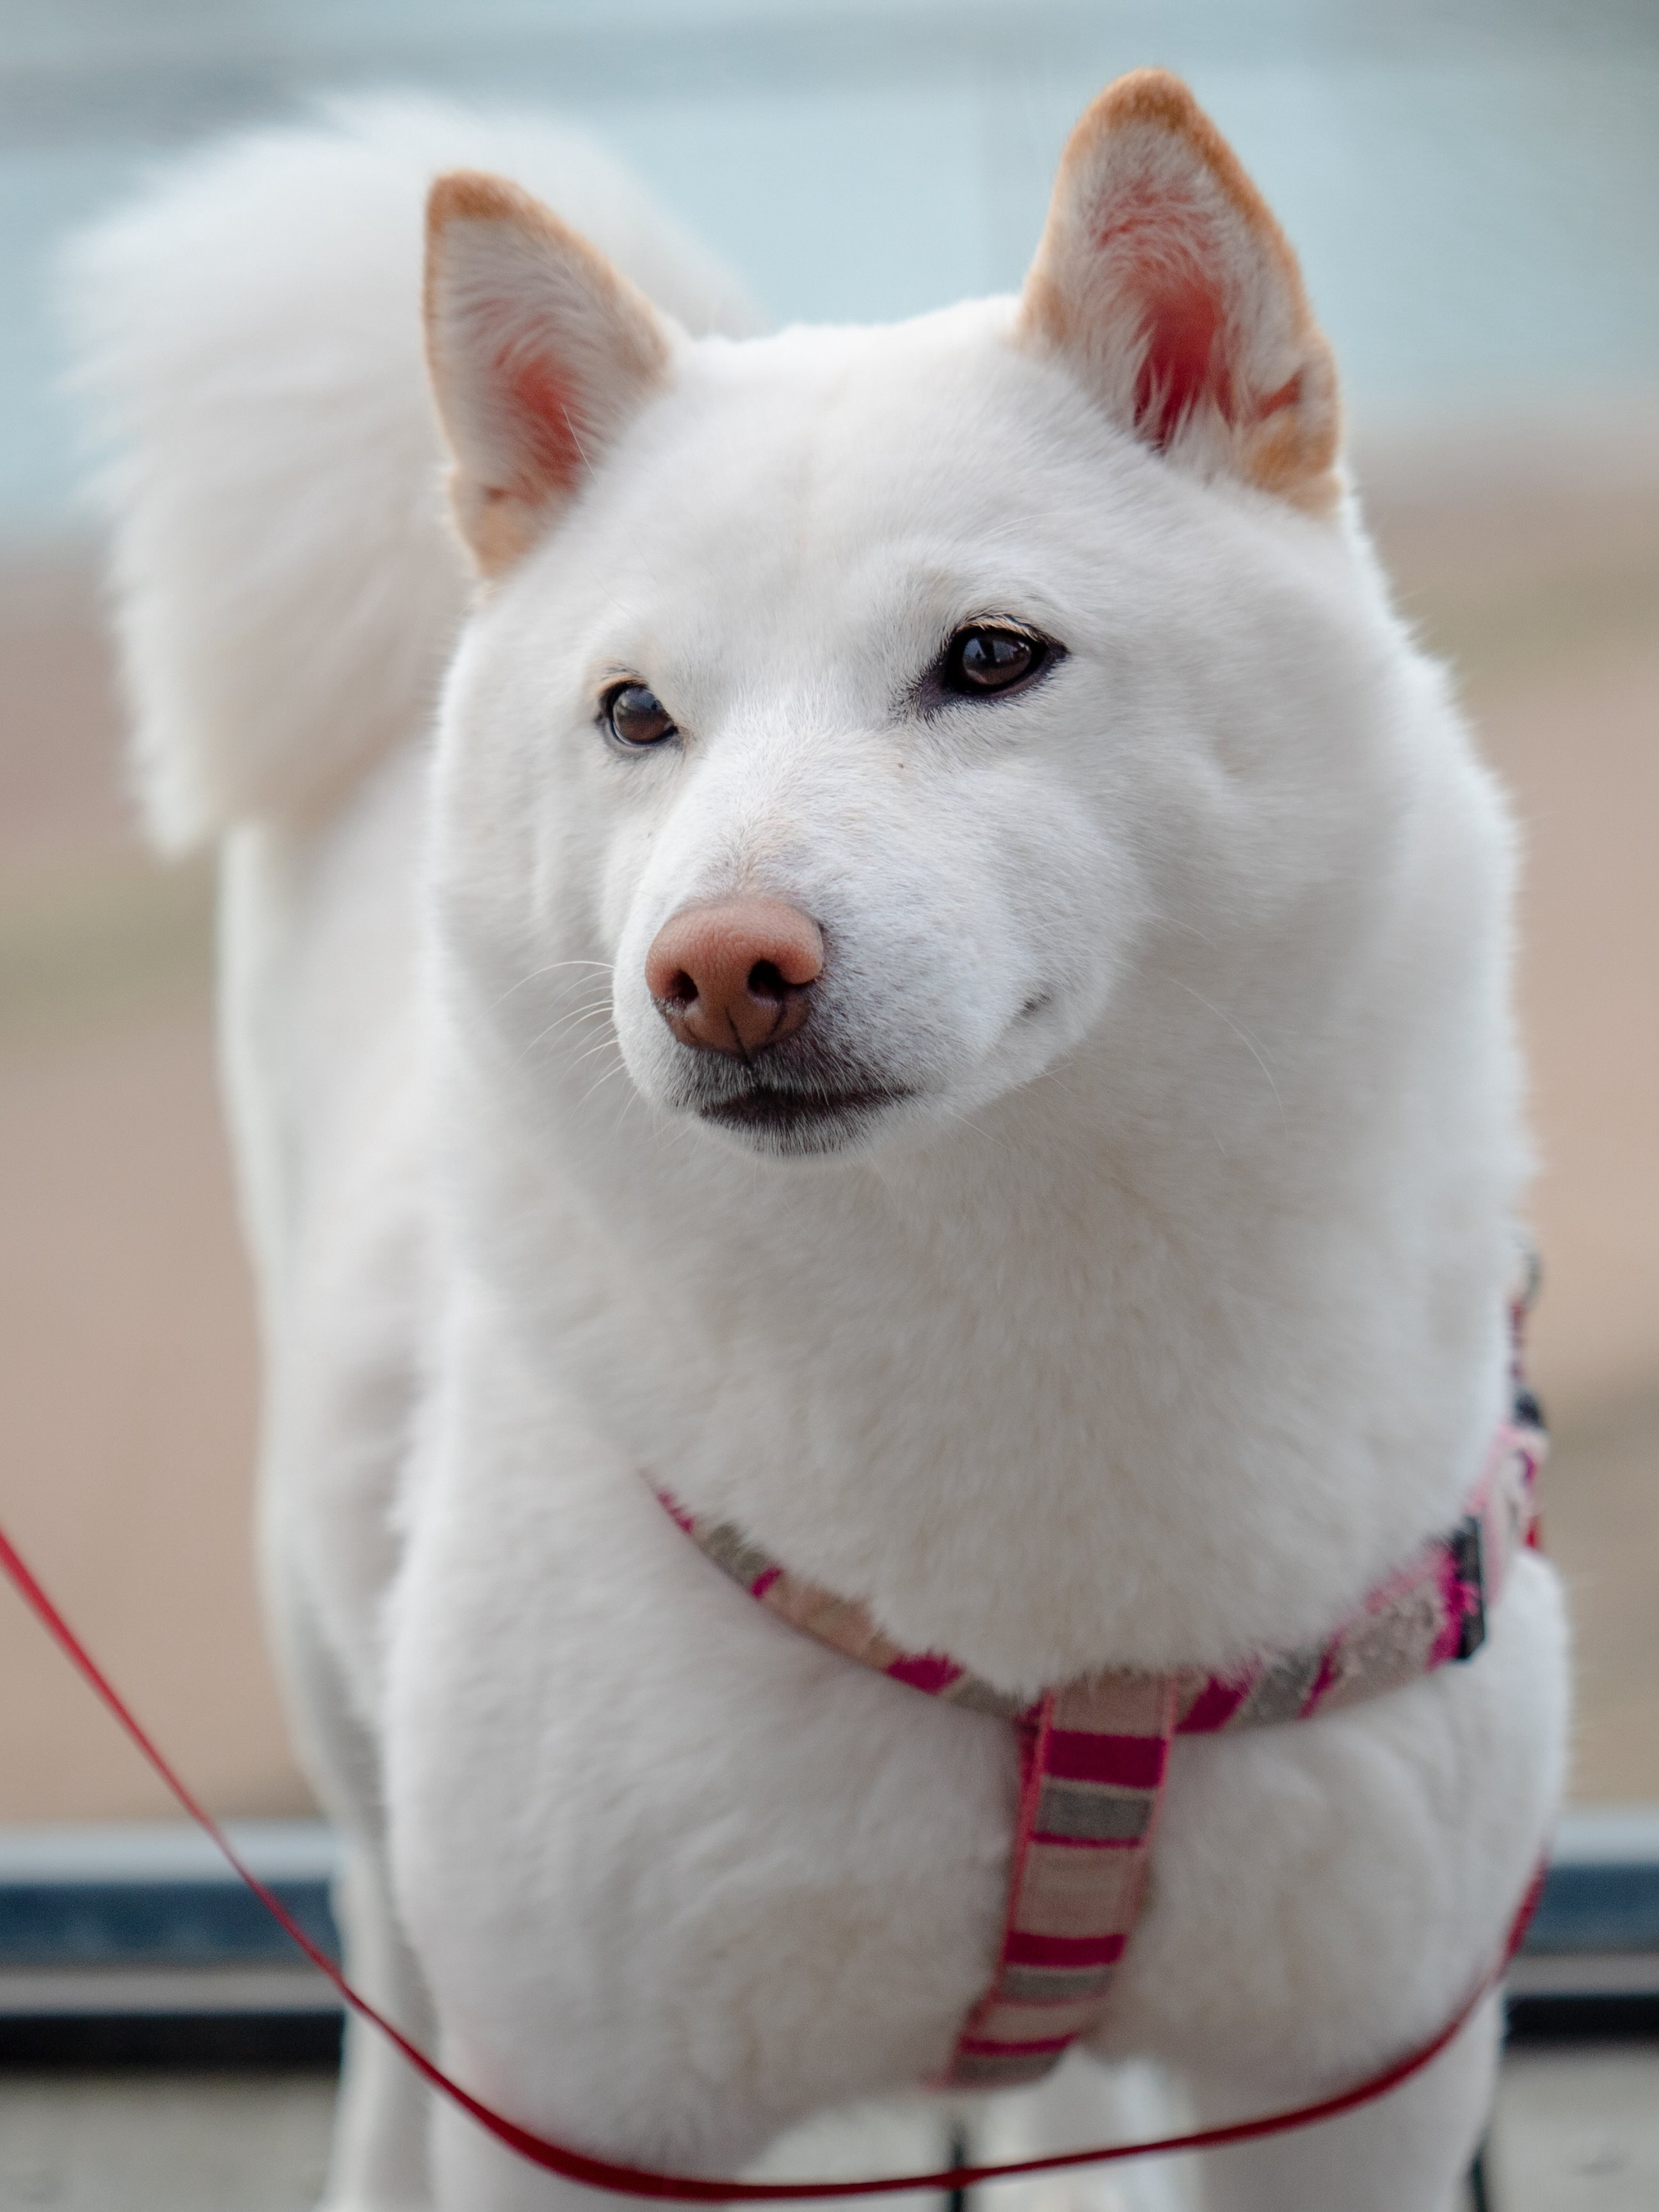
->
[
  {"left": 1020, "top": 71, "right": 1340, "bottom": 511},
  {"left": 424, "top": 172, "right": 671, "bottom": 575}
]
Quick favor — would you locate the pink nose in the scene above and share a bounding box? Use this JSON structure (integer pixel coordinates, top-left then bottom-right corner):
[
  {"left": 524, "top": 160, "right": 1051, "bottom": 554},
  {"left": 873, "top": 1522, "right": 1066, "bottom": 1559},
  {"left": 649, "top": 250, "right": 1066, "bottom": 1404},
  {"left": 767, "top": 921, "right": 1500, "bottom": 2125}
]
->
[{"left": 646, "top": 900, "right": 824, "bottom": 1056}]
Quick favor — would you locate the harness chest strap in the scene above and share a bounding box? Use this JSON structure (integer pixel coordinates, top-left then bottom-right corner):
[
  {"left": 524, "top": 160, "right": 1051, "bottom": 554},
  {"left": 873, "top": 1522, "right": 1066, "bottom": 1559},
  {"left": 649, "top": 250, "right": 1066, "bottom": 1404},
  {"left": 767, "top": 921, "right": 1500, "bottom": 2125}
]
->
[{"left": 659, "top": 1400, "right": 1544, "bottom": 2092}]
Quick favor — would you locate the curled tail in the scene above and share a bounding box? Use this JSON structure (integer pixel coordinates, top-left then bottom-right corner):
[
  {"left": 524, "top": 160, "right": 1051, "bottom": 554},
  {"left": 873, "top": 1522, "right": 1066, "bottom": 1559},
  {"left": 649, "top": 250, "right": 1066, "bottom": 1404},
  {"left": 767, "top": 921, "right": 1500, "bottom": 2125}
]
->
[{"left": 65, "top": 94, "right": 762, "bottom": 853}]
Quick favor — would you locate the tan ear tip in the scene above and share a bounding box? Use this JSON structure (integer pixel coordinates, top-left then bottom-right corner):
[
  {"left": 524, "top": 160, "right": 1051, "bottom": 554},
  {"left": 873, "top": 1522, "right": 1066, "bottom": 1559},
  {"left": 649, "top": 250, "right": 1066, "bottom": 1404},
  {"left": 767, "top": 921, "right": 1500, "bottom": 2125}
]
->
[
  {"left": 1093, "top": 67, "right": 1201, "bottom": 130},
  {"left": 1052, "top": 68, "right": 1208, "bottom": 177},
  {"left": 426, "top": 168, "right": 531, "bottom": 237}
]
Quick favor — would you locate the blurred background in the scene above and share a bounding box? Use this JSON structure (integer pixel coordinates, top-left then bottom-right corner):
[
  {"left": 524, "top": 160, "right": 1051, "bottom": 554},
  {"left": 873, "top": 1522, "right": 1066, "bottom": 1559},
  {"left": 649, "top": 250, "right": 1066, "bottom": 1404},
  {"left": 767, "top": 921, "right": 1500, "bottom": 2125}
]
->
[{"left": 2, "top": 0, "right": 1656, "bottom": 1827}]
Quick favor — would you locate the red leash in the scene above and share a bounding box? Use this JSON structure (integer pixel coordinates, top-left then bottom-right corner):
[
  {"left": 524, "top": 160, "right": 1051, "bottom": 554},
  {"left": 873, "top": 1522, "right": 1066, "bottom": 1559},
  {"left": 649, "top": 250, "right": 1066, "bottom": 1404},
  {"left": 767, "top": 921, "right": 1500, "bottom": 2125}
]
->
[{"left": 0, "top": 1519, "right": 1538, "bottom": 2200}]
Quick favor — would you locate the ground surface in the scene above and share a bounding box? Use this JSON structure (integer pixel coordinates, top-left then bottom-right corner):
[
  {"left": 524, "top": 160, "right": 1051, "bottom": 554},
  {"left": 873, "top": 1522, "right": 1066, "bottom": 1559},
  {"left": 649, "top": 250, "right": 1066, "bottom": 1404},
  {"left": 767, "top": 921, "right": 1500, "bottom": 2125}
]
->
[
  {"left": 1, "top": 421, "right": 1657, "bottom": 1819},
  {"left": 0, "top": 2047, "right": 1656, "bottom": 2212}
]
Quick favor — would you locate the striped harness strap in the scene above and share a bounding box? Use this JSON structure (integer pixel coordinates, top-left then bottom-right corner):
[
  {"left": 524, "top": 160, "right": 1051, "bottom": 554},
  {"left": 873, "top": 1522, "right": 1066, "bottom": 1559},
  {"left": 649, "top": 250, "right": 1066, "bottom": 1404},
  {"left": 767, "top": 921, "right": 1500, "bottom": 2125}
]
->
[{"left": 659, "top": 1385, "right": 1544, "bottom": 2092}]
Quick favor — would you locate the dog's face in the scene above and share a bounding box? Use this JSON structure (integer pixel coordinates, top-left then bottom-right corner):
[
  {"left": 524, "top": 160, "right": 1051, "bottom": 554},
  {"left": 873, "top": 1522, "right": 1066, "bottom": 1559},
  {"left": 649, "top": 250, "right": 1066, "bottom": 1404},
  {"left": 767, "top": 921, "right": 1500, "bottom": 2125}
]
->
[{"left": 426, "top": 74, "right": 1366, "bottom": 1162}]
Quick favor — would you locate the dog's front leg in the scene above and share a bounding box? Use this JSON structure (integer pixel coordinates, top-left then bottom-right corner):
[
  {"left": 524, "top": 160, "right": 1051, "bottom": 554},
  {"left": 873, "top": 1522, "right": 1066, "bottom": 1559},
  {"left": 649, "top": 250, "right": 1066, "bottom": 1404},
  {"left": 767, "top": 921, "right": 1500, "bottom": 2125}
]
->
[
  {"left": 325, "top": 1822, "right": 442, "bottom": 2212},
  {"left": 271, "top": 1565, "right": 437, "bottom": 2212},
  {"left": 1183, "top": 1990, "right": 1500, "bottom": 2212}
]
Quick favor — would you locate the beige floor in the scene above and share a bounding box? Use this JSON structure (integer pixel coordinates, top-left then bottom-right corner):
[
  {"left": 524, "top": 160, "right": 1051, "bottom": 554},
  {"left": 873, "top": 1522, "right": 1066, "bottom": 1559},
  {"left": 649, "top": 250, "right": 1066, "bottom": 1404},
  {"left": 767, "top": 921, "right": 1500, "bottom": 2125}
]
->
[
  {"left": 0, "top": 2074, "right": 333, "bottom": 2211},
  {"left": 1, "top": 421, "right": 1656, "bottom": 1820},
  {"left": 0, "top": 2046, "right": 1655, "bottom": 2212},
  {"left": 1491, "top": 2048, "right": 1659, "bottom": 2212}
]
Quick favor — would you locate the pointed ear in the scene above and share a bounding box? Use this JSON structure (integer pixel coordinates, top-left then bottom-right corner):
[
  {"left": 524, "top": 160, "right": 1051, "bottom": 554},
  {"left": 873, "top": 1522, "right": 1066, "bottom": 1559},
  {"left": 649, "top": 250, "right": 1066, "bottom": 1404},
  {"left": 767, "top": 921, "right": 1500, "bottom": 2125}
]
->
[
  {"left": 424, "top": 172, "right": 671, "bottom": 574},
  {"left": 1018, "top": 71, "right": 1340, "bottom": 512}
]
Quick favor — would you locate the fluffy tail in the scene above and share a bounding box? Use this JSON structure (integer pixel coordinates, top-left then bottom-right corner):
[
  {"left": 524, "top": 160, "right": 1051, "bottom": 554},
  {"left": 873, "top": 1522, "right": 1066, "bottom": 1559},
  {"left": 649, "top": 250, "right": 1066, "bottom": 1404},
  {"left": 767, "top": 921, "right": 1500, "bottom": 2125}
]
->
[{"left": 65, "top": 95, "right": 763, "bottom": 853}]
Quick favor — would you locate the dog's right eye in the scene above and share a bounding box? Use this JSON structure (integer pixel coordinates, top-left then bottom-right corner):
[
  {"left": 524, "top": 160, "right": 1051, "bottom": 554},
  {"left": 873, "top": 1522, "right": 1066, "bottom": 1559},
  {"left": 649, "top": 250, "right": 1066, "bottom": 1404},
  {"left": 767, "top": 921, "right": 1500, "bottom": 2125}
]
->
[
  {"left": 930, "top": 624, "right": 1057, "bottom": 707},
  {"left": 602, "top": 682, "right": 677, "bottom": 749}
]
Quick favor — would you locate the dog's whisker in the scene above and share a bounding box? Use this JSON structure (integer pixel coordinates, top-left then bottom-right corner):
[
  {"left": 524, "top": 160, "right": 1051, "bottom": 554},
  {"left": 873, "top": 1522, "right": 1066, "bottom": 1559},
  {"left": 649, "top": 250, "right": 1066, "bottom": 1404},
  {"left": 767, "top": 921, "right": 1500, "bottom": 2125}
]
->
[
  {"left": 570, "top": 1036, "right": 626, "bottom": 1075},
  {"left": 526, "top": 999, "right": 613, "bottom": 1041},
  {"left": 523, "top": 999, "right": 615, "bottom": 1050},
  {"left": 579, "top": 1059, "right": 632, "bottom": 1112},
  {"left": 1158, "top": 913, "right": 1222, "bottom": 953},
  {"left": 518, "top": 1004, "right": 618, "bottom": 1066},
  {"left": 493, "top": 958, "right": 615, "bottom": 1011},
  {"left": 1169, "top": 979, "right": 1288, "bottom": 1130}
]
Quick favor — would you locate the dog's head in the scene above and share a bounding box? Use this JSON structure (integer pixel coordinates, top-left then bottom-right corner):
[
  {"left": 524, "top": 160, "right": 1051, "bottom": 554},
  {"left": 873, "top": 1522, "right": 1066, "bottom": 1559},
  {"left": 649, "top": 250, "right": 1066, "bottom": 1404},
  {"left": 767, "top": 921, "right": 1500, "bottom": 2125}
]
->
[{"left": 424, "top": 73, "right": 1388, "bottom": 1164}]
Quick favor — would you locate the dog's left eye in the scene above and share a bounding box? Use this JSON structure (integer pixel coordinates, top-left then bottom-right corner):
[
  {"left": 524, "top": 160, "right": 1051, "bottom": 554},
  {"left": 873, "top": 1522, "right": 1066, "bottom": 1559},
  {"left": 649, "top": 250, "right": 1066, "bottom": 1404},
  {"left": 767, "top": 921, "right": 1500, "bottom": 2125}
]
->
[
  {"left": 601, "top": 681, "right": 678, "bottom": 749},
  {"left": 941, "top": 626, "right": 1050, "bottom": 698}
]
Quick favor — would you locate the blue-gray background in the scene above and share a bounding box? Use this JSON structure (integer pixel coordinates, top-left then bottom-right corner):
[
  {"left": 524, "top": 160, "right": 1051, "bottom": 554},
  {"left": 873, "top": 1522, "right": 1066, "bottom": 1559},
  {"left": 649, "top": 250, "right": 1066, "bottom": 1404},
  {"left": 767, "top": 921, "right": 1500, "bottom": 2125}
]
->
[{"left": 2, "top": 0, "right": 1657, "bottom": 541}]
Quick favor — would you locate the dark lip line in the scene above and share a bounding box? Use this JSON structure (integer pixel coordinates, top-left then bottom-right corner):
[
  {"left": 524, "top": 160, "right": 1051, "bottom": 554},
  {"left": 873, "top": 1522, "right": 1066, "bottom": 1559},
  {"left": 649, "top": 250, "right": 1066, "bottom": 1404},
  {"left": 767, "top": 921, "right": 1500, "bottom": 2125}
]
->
[{"left": 698, "top": 1084, "right": 912, "bottom": 1128}]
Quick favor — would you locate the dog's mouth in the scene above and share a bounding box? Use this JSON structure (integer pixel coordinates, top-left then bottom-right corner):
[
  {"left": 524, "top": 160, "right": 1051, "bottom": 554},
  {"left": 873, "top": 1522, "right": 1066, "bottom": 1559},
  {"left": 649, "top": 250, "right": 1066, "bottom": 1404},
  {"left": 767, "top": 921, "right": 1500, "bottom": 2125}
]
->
[
  {"left": 698, "top": 1080, "right": 913, "bottom": 1155},
  {"left": 643, "top": 1007, "right": 918, "bottom": 1157}
]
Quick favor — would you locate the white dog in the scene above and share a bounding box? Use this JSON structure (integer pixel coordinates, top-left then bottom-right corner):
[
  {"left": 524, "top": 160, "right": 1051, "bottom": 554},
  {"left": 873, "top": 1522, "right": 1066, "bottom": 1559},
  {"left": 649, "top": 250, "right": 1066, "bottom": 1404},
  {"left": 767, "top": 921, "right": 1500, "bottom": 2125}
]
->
[{"left": 70, "top": 71, "right": 1566, "bottom": 2212}]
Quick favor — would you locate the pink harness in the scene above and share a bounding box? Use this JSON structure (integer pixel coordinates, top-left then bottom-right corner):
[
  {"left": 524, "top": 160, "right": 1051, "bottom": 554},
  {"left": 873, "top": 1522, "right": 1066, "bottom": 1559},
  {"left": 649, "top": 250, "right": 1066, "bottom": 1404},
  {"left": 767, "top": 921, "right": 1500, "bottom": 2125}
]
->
[{"left": 661, "top": 1388, "right": 1543, "bottom": 2092}]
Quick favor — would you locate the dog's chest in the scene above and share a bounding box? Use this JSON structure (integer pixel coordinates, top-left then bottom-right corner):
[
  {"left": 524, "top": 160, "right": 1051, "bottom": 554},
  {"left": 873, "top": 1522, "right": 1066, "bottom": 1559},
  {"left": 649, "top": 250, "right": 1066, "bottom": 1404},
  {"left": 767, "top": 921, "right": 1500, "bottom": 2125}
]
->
[
  {"left": 443, "top": 1135, "right": 1506, "bottom": 1693},
  {"left": 378, "top": 1317, "right": 1566, "bottom": 2117}
]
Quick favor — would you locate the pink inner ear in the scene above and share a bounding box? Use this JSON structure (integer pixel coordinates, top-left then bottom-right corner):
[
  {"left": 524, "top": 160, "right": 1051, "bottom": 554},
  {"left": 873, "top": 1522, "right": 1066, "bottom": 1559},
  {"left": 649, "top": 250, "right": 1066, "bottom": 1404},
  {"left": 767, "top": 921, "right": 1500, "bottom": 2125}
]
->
[
  {"left": 1130, "top": 266, "right": 1227, "bottom": 449},
  {"left": 494, "top": 344, "right": 586, "bottom": 497},
  {"left": 1097, "top": 202, "right": 1233, "bottom": 449}
]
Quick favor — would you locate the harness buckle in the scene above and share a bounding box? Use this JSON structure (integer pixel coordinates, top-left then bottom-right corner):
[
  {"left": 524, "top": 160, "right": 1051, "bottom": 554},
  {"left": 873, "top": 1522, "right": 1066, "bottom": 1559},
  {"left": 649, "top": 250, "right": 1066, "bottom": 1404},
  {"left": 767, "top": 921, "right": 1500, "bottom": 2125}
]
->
[{"left": 1450, "top": 1514, "right": 1487, "bottom": 1660}]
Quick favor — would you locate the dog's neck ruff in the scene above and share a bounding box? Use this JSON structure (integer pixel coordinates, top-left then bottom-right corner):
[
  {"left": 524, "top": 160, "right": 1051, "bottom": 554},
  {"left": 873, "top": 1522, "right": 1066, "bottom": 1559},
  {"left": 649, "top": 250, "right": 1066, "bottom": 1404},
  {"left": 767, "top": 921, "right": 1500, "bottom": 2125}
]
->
[{"left": 659, "top": 1385, "right": 1544, "bottom": 2092}]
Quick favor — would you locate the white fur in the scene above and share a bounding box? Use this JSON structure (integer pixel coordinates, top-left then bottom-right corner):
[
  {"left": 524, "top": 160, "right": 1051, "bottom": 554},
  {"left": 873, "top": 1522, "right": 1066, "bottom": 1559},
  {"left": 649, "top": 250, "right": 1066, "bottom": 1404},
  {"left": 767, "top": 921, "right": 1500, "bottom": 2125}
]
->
[
  {"left": 64, "top": 95, "right": 762, "bottom": 851},
  {"left": 70, "top": 85, "right": 1566, "bottom": 2212}
]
